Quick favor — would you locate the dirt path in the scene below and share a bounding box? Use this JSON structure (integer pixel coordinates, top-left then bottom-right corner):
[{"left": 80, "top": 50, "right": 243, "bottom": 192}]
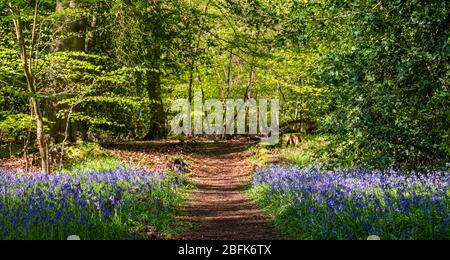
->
[{"left": 178, "top": 142, "right": 284, "bottom": 240}]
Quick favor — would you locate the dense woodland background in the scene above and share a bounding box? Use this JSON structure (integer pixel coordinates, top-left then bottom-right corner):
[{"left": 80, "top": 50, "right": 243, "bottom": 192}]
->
[{"left": 0, "top": 0, "right": 449, "bottom": 173}]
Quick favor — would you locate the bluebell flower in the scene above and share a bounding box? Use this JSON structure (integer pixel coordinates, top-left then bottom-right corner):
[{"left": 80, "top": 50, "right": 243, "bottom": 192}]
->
[
  {"left": 0, "top": 167, "right": 185, "bottom": 239},
  {"left": 252, "top": 165, "right": 450, "bottom": 240}
]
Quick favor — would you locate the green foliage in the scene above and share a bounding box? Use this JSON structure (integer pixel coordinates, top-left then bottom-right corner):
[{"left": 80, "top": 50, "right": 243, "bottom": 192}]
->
[
  {"left": 1, "top": 0, "right": 448, "bottom": 170},
  {"left": 63, "top": 156, "right": 124, "bottom": 174},
  {"left": 0, "top": 114, "right": 35, "bottom": 142},
  {"left": 314, "top": 0, "right": 449, "bottom": 169},
  {"left": 250, "top": 134, "right": 333, "bottom": 168},
  {"left": 1, "top": 0, "right": 449, "bottom": 241},
  {"left": 57, "top": 142, "right": 123, "bottom": 174},
  {"left": 281, "top": 135, "right": 331, "bottom": 167},
  {"left": 64, "top": 143, "right": 111, "bottom": 161}
]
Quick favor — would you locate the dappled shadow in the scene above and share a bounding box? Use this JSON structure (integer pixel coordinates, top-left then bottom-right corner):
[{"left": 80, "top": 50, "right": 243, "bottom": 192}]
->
[
  {"left": 102, "top": 140, "right": 190, "bottom": 155},
  {"left": 102, "top": 140, "right": 254, "bottom": 156},
  {"left": 177, "top": 141, "right": 286, "bottom": 240},
  {"left": 103, "top": 140, "right": 284, "bottom": 240}
]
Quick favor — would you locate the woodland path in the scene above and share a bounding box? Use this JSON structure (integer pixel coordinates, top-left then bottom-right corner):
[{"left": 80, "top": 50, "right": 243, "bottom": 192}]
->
[{"left": 178, "top": 141, "right": 284, "bottom": 240}]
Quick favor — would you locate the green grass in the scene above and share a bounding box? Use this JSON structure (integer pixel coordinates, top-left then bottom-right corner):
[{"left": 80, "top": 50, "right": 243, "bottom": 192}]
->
[
  {"left": 280, "top": 135, "right": 331, "bottom": 167},
  {"left": 61, "top": 142, "right": 123, "bottom": 173},
  {"left": 249, "top": 134, "right": 333, "bottom": 168},
  {"left": 63, "top": 156, "right": 125, "bottom": 174}
]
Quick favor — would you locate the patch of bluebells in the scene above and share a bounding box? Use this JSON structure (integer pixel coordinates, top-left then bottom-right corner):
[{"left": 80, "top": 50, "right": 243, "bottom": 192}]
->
[
  {"left": 252, "top": 166, "right": 450, "bottom": 240},
  {"left": 0, "top": 167, "right": 187, "bottom": 240}
]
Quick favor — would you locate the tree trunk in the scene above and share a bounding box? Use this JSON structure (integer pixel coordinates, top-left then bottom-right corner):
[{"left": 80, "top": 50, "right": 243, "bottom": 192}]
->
[
  {"left": 86, "top": 5, "right": 98, "bottom": 52},
  {"left": 188, "top": 64, "right": 195, "bottom": 103},
  {"left": 55, "top": 1, "right": 87, "bottom": 52},
  {"left": 46, "top": 0, "right": 87, "bottom": 143},
  {"left": 187, "top": 1, "right": 210, "bottom": 103},
  {"left": 10, "top": 1, "right": 50, "bottom": 174},
  {"left": 143, "top": 4, "right": 167, "bottom": 140},
  {"left": 33, "top": 99, "right": 50, "bottom": 174},
  {"left": 222, "top": 49, "right": 233, "bottom": 138},
  {"left": 244, "top": 65, "right": 255, "bottom": 101},
  {"left": 144, "top": 69, "right": 167, "bottom": 140},
  {"left": 244, "top": 31, "right": 260, "bottom": 101}
]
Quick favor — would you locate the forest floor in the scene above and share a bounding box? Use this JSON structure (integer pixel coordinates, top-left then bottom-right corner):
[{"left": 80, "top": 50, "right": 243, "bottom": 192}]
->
[
  {"left": 176, "top": 141, "right": 285, "bottom": 240},
  {"left": 0, "top": 140, "right": 285, "bottom": 240},
  {"left": 106, "top": 140, "right": 285, "bottom": 239}
]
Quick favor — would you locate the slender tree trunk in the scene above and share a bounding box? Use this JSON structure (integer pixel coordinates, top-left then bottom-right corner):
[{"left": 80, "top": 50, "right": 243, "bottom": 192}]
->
[
  {"left": 222, "top": 49, "right": 233, "bottom": 138},
  {"left": 23, "top": 105, "right": 33, "bottom": 172},
  {"left": 188, "top": 1, "right": 210, "bottom": 103},
  {"left": 188, "top": 64, "right": 195, "bottom": 104},
  {"left": 226, "top": 50, "right": 233, "bottom": 99},
  {"left": 59, "top": 105, "right": 74, "bottom": 169},
  {"left": 10, "top": 1, "right": 50, "bottom": 174},
  {"left": 244, "top": 65, "right": 256, "bottom": 101},
  {"left": 33, "top": 100, "right": 50, "bottom": 174},
  {"left": 197, "top": 69, "right": 207, "bottom": 119},
  {"left": 244, "top": 31, "right": 260, "bottom": 101}
]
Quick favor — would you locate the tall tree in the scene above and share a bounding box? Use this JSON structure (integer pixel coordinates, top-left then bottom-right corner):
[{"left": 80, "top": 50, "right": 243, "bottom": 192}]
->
[
  {"left": 8, "top": 0, "right": 49, "bottom": 174},
  {"left": 112, "top": 0, "right": 191, "bottom": 140},
  {"left": 144, "top": 1, "right": 166, "bottom": 140},
  {"left": 46, "top": 0, "right": 88, "bottom": 143}
]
